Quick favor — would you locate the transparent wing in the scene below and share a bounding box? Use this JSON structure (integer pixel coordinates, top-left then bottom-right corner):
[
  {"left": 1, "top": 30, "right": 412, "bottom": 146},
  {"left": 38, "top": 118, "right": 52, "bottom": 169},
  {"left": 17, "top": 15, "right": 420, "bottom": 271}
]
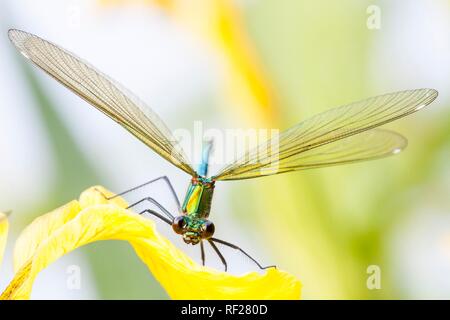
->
[
  {"left": 214, "top": 129, "right": 406, "bottom": 180},
  {"left": 213, "top": 88, "right": 437, "bottom": 180},
  {"left": 9, "top": 29, "right": 196, "bottom": 176}
]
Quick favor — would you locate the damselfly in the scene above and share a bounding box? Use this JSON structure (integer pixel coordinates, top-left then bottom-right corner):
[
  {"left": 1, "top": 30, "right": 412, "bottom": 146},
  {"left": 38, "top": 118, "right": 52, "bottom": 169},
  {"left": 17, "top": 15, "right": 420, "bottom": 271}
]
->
[{"left": 8, "top": 29, "right": 438, "bottom": 271}]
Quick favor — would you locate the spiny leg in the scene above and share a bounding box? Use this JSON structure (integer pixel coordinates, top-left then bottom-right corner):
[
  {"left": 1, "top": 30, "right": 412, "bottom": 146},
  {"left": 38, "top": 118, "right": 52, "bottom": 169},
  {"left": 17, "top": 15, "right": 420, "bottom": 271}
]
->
[
  {"left": 138, "top": 209, "right": 172, "bottom": 226},
  {"left": 200, "top": 241, "right": 206, "bottom": 266},
  {"left": 127, "top": 197, "right": 174, "bottom": 220},
  {"left": 208, "top": 239, "right": 227, "bottom": 272},
  {"left": 210, "top": 237, "right": 276, "bottom": 270},
  {"left": 97, "top": 176, "right": 181, "bottom": 211}
]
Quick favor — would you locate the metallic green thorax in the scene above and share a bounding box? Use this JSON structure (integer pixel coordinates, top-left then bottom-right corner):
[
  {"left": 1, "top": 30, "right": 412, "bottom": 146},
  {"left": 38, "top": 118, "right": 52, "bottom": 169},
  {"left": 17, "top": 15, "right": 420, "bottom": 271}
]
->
[
  {"left": 181, "top": 176, "right": 215, "bottom": 219},
  {"left": 178, "top": 141, "right": 216, "bottom": 244},
  {"left": 181, "top": 140, "right": 215, "bottom": 220}
]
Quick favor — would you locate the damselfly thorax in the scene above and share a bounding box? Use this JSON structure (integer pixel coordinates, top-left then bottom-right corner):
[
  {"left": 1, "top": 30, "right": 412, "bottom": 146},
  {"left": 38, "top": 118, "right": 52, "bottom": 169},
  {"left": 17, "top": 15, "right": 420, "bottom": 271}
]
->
[{"left": 173, "top": 144, "right": 216, "bottom": 245}]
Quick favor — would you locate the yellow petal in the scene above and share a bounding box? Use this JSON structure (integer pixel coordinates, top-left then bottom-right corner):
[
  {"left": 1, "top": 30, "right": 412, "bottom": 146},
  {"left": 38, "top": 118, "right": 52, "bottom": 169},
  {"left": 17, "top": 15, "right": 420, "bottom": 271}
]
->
[
  {"left": 12, "top": 201, "right": 81, "bottom": 271},
  {"left": 1, "top": 187, "right": 301, "bottom": 299},
  {"left": 0, "top": 212, "right": 9, "bottom": 272}
]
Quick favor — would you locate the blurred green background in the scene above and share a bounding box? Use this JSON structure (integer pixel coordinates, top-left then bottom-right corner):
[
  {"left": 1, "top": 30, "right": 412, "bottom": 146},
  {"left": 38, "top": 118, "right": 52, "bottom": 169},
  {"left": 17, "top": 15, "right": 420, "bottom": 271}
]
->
[{"left": 0, "top": 0, "right": 449, "bottom": 299}]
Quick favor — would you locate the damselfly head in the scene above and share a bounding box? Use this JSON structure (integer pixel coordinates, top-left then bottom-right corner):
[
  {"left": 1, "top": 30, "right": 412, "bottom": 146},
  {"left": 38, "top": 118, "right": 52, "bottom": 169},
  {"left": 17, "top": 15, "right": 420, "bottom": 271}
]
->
[
  {"left": 182, "top": 232, "right": 201, "bottom": 245},
  {"left": 172, "top": 215, "right": 215, "bottom": 245}
]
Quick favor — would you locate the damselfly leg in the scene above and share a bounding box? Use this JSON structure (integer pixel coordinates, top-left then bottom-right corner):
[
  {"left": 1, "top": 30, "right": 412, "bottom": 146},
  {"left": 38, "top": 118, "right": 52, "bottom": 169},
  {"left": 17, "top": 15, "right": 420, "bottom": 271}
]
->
[
  {"left": 208, "top": 240, "right": 228, "bottom": 272},
  {"left": 127, "top": 197, "right": 174, "bottom": 220},
  {"left": 210, "top": 237, "right": 276, "bottom": 270},
  {"left": 102, "top": 176, "right": 181, "bottom": 211},
  {"left": 200, "top": 241, "right": 206, "bottom": 266},
  {"left": 138, "top": 209, "right": 172, "bottom": 226}
]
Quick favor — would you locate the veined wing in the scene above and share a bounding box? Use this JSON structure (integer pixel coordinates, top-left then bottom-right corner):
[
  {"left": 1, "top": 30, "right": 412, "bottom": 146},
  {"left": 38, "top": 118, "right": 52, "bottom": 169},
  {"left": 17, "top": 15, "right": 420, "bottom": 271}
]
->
[
  {"left": 213, "top": 88, "right": 437, "bottom": 180},
  {"left": 8, "top": 29, "right": 196, "bottom": 176},
  {"left": 215, "top": 129, "right": 406, "bottom": 180}
]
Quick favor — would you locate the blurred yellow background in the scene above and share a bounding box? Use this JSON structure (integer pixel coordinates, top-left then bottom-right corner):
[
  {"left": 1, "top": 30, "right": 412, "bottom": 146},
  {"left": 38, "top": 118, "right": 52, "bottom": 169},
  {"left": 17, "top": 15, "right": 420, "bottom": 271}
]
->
[{"left": 0, "top": 0, "right": 449, "bottom": 299}]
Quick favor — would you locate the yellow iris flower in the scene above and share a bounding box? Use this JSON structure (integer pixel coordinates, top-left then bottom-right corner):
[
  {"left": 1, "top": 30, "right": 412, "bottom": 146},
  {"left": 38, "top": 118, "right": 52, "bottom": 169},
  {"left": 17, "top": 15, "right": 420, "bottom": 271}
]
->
[{"left": 0, "top": 187, "right": 301, "bottom": 299}]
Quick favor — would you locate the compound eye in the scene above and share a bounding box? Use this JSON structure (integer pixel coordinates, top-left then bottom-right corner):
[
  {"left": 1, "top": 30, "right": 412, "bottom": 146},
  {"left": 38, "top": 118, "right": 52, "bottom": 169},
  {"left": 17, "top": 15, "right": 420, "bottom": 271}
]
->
[
  {"left": 201, "top": 220, "right": 215, "bottom": 239},
  {"left": 172, "top": 216, "right": 186, "bottom": 234}
]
